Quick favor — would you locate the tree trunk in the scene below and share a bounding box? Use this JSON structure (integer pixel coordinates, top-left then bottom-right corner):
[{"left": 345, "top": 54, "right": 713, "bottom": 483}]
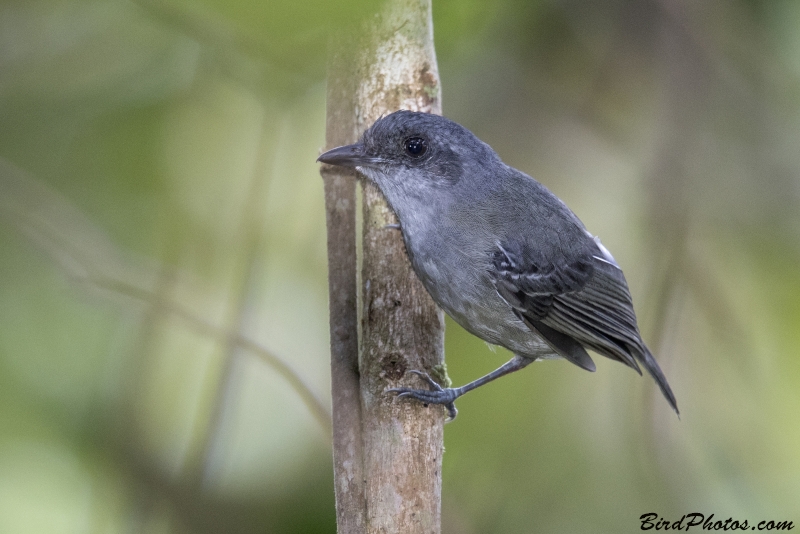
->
[
  {"left": 357, "top": 1, "right": 445, "bottom": 530},
  {"left": 322, "top": 1, "right": 445, "bottom": 533}
]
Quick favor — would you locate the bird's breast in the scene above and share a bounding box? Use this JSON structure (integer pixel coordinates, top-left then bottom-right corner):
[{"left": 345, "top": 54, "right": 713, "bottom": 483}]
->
[{"left": 400, "top": 223, "right": 552, "bottom": 358}]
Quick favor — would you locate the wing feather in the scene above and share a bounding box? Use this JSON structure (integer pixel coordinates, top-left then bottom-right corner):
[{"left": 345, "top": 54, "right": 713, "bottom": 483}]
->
[{"left": 491, "top": 238, "right": 678, "bottom": 414}]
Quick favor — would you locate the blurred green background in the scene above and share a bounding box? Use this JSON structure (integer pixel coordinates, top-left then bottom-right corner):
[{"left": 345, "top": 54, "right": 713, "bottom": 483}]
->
[{"left": 1, "top": 0, "right": 799, "bottom": 532}]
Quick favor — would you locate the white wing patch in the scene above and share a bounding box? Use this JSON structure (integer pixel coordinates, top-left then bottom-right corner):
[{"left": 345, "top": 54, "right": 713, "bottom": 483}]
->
[{"left": 590, "top": 234, "right": 619, "bottom": 268}]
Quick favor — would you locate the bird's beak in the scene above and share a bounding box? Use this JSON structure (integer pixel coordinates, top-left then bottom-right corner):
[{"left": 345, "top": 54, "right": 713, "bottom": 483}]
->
[{"left": 317, "top": 143, "right": 383, "bottom": 168}]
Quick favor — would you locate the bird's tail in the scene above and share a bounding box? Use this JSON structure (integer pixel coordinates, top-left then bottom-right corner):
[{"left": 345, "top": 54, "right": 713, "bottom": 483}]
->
[{"left": 638, "top": 345, "right": 679, "bottom": 416}]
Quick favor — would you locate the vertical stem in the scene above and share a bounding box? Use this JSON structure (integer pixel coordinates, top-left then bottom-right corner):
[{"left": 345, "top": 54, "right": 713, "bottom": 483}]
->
[
  {"left": 324, "top": 1, "right": 444, "bottom": 532},
  {"left": 357, "top": 1, "right": 445, "bottom": 533},
  {"left": 323, "top": 31, "right": 367, "bottom": 534}
]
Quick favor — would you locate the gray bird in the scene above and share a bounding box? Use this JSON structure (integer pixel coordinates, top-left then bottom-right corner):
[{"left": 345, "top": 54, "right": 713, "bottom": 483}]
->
[{"left": 318, "top": 110, "right": 678, "bottom": 419}]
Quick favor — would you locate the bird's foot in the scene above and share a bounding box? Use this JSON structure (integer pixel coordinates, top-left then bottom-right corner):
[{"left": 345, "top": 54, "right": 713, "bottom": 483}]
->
[
  {"left": 388, "top": 370, "right": 459, "bottom": 421},
  {"left": 383, "top": 223, "right": 401, "bottom": 230}
]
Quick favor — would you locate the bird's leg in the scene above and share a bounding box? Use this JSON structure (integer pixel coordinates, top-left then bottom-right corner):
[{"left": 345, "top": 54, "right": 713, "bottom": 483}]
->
[
  {"left": 388, "top": 354, "right": 535, "bottom": 421},
  {"left": 382, "top": 223, "right": 401, "bottom": 230}
]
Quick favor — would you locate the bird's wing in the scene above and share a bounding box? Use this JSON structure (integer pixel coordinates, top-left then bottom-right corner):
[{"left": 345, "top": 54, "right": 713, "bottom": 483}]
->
[
  {"left": 491, "top": 237, "right": 678, "bottom": 413},
  {"left": 491, "top": 237, "right": 644, "bottom": 373}
]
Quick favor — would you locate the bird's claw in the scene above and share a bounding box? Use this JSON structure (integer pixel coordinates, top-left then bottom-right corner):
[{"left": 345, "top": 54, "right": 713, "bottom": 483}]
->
[
  {"left": 387, "top": 370, "right": 459, "bottom": 421},
  {"left": 407, "top": 369, "right": 443, "bottom": 390}
]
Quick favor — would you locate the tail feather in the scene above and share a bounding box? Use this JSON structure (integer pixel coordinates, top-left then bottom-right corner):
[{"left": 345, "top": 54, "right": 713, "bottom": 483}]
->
[{"left": 637, "top": 345, "right": 679, "bottom": 415}]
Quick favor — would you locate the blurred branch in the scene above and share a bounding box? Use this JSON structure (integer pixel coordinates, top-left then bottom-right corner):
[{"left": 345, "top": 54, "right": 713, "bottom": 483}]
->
[
  {"left": 88, "top": 407, "right": 326, "bottom": 533},
  {"left": 0, "top": 157, "right": 331, "bottom": 436},
  {"left": 642, "top": 236, "right": 686, "bottom": 356},
  {"left": 683, "top": 249, "right": 754, "bottom": 369},
  {"left": 193, "top": 112, "right": 285, "bottom": 485},
  {"left": 634, "top": 4, "right": 697, "bottom": 450},
  {"left": 652, "top": 0, "right": 746, "bottom": 91},
  {"left": 88, "top": 273, "right": 331, "bottom": 436}
]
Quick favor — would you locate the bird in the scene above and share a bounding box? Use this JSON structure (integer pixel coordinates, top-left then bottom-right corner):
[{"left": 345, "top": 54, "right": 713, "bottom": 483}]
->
[{"left": 317, "top": 110, "right": 678, "bottom": 420}]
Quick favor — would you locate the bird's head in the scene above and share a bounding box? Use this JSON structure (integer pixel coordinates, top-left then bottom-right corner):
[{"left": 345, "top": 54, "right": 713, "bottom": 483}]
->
[{"left": 318, "top": 111, "right": 499, "bottom": 208}]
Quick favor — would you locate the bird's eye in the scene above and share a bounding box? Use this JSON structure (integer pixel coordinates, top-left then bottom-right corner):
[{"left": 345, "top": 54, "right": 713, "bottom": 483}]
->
[{"left": 404, "top": 137, "right": 428, "bottom": 157}]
